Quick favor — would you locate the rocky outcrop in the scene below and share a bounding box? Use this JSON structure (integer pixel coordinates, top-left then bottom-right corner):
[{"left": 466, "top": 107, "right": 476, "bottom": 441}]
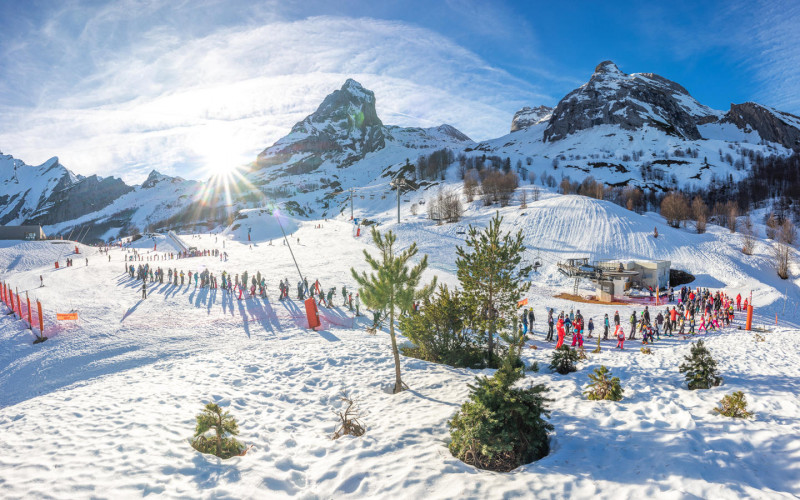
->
[
  {"left": 543, "top": 61, "right": 715, "bottom": 142},
  {"left": 27, "top": 175, "right": 133, "bottom": 226},
  {"left": 510, "top": 105, "right": 552, "bottom": 132},
  {"left": 257, "top": 79, "right": 387, "bottom": 171},
  {"left": 721, "top": 102, "right": 800, "bottom": 151}
]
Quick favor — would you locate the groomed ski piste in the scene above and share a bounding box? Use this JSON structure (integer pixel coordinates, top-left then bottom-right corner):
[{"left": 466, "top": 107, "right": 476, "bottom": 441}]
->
[{"left": 1, "top": 190, "right": 800, "bottom": 499}]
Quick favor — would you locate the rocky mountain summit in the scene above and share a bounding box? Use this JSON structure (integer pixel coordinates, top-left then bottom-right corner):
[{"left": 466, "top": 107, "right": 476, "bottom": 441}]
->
[
  {"left": 510, "top": 105, "right": 552, "bottom": 132},
  {"left": 542, "top": 61, "right": 716, "bottom": 142}
]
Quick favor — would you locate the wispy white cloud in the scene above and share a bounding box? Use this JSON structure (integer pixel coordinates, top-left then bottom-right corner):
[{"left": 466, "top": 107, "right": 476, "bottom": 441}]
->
[
  {"left": 740, "top": 1, "right": 800, "bottom": 114},
  {"left": 0, "top": 5, "right": 549, "bottom": 183}
]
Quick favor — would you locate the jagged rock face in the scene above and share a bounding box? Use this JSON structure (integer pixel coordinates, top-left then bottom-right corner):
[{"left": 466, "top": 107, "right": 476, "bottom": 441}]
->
[
  {"left": 722, "top": 102, "right": 800, "bottom": 151},
  {"left": 28, "top": 175, "right": 134, "bottom": 226},
  {"left": 543, "top": 61, "right": 714, "bottom": 142},
  {"left": 257, "top": 79, "right": 387, "bottom": 172},
  {"left": 510, "top": 105, "right": 552, "bottom": 132}
]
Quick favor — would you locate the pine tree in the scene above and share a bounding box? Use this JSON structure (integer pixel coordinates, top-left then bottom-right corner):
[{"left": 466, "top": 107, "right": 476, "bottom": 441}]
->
[
  {"left": 448, "top": 354, "right": 552, "bottom": 471},
  {"left": 549, "top": 345, "right": 579, "bottom": 375},
  {"left": 584, "top": 365, "right": 624, "bottom": 401},
  {"left": 679, "top": 339, "right": 723, "bottom": 389},
  {"left": 192, "top": 403, "right": 244, "bottom": 458},
  {"left": 713, "top": 391, "right": 752, "bottom": 418},
  {"left": 455, "top": 212, "right": 531, "bottom": 367},
  {"left": 351, "top": 228, "right": 436, "bottom": 393}
]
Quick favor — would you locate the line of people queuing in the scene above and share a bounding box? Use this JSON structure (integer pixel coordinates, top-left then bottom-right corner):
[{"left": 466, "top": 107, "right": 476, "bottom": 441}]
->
[{"left": 127, "top": 262, "right": 360, "bottom": 314}]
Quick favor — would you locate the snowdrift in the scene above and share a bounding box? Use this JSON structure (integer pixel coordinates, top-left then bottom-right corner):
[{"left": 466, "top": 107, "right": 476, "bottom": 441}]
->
[{"left": 223, "top": 208, "right": 300, "bottom": 243}]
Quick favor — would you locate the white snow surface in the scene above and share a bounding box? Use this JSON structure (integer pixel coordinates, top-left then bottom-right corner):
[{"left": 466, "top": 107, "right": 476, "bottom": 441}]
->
[{"left": 1, "top": 191, "right": 800, "bottom": 498}]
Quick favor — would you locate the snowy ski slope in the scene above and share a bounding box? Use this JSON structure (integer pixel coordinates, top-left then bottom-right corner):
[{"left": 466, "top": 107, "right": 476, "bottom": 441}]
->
[{"left": 1, "top": 190, "right": 799, "bottom": 499}]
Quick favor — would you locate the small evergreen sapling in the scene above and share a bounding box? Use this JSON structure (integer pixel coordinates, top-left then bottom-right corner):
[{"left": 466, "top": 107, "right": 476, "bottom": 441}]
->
[
  {"left": 713, "top": 391, "right": 752, "bottom": 419},
  {"left": 679, "top": 339, "right": 723, "bottom": 390},
  {"left": 549, "top": 345, "right": 579, "bottom": 375},
  {"left": 448, "top": 349, "right": 552, "bottom": 472},
  {"left": 192, "top": 403, "right": 245, "bottom": 459},
  {"left": 583, "top": 365, "right": 624, "bottom": 401}
]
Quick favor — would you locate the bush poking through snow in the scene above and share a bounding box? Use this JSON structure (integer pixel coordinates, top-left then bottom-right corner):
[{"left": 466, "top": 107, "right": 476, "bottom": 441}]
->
[
  {"left": 191, "top": 403, "right": 245, "bottom": 459},
  {"left": 641, "top": 347, "right": 652, "bottom": 354},
  {"left": 549, "top": 345, "right": 579, "bottom": 375},
  {"left": 713, "top": 391, "right": 753, "bottom": 419},
  {"left": 332, "top": 390, "right": 366, "bottom": 439},
  {"left": 583, "top": 366, "right": 624, "bottom": 401},
  {"left": 398, "top": 285, "right": 485, "bottom": 368},
  {"left": 679, "top": 339, "right": 723, "bottom": 390},
  {"left": 754, "top": 333, "right": 765, "bottom": 342},
  {"left": 448, "top": 353, "right": 552, "bottom": 472}
]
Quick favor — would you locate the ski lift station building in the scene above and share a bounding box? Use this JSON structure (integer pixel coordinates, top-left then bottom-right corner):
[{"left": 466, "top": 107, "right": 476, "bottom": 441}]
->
[
  {"left": 596, "top": 258, "right": 670, "bottom": 290},
  {"left": 0, "top": 225, "right": 47, "bottom": 241}
]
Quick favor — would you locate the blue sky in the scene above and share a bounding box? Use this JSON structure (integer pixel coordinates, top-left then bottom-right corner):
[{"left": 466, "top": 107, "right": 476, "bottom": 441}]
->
[{"left": 0, "top": 0, "right": 797, "bottom": 182}]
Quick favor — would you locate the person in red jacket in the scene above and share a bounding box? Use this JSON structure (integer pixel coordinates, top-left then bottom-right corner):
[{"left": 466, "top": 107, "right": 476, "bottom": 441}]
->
[
  {"left": 736, "top": 293, "right": 742, "bottom": 311},
  {"left": 555, "top": 318, "right": 566, "bottom": 348},
  {"left": 615, "top": 325, "right": 625, "bottom": 349},
  {"left": 571, "top": 317, "right": 584, "bottom": 347}
]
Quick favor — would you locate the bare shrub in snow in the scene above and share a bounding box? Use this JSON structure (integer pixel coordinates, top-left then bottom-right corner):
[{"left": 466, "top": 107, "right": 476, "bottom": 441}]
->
[
  {"left": 519, "top": 190, "right": 527, "bottom": 209},
  {"left": 332, "top": 390, "right": 365, "bottom": 439},
  {"left": 780, "top": 219, "right": 796, "bottom": 245},
  {"left": 463, "top": 169, "right": 479, "bottom": 203},
  {"left": 692, "top": 196, "right": 708, "bottom": 234},
  {"left": 728, "top": 201, "right": 738, "bottom": 233},
  {"left": 765, "top": 212, "right": 778, "bottom": 240},
  {"left": 774, "top": 242, "right": 791, "bottom": 279},
  {"left": 660, "top": 192, "right": 689, "bottom": 228},
  {"left": 742, "top": 215, "right": 756, "bottom": 255}
]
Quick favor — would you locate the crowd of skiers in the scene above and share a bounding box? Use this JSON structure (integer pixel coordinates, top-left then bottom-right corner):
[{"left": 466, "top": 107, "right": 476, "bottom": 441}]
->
[
  {"left": 127, "top": 261, "right": 361, "bottom": 314},
  {"left": 525, "top": 286, "right": 743, "bottom": 350}
]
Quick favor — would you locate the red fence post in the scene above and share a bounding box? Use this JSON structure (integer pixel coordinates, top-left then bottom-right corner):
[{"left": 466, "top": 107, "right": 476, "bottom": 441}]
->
[
  {"left": 16, "top": 288, "right": 22, "bottom": 320},
  {"left": 38, "top": 301, "right": 44, "bottom": 335},
  {"left": 26, "top": 292, "right": 32, "bottom": 329}
]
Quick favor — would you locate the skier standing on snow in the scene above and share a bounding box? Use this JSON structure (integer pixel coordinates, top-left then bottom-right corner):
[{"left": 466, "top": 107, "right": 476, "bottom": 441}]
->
[
  {"left": 555, "top": 316, "right": 566, "bottom": 348},
  {"left": 547, "top": 309, "right": 555, "bottom": 342},
  {"left": 141, "top": 280, "right": 147, "bottom": 299},
  {"left": 528, "top": 308, "right": 535, "bottom": 331},
  {"left": 603, "top": 313, "right": 610, "bottom": 340},
  {"left": 615, "top": 325, "right": 625, "bottom": 349},
  {"left": 629, "top": 310, "right": 637, "bottom": 340},
  {"left": 521, "top": 308, "right": 529, "bottom": 336}
]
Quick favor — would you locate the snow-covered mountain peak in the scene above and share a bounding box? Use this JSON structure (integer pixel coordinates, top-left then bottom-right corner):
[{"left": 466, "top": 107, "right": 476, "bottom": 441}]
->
[
  {"left": 294, "top": 78, "right": 382, "bottom": 134},
  {"left": 543, "top": 61, "right": 714, "bottom": 142},
  {"left": 593, "top": 60, "right": 625, "bottom": 77}
]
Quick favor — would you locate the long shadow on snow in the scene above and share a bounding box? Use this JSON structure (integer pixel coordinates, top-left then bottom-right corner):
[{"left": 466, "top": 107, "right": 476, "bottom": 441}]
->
[{"left": 529, "top": 405, "right": 800, "bottom": 496}]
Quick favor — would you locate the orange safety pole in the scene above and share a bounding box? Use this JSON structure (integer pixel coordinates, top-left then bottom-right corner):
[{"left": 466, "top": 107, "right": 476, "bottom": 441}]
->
[
  {"left": 16, "top": 288, "right": 22, "bottom": 320},
  {"left": 26, "top": 292, "right": 32, "bottom": 329},
  {"left": 37, "top": 300, "right": 44, "bottom": 335},
  {"left": 9, "top": 287, "right": 14, "bottom": 315},
  {"left": 745, "top": 305, "right": 753, "bottom": 331}
]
